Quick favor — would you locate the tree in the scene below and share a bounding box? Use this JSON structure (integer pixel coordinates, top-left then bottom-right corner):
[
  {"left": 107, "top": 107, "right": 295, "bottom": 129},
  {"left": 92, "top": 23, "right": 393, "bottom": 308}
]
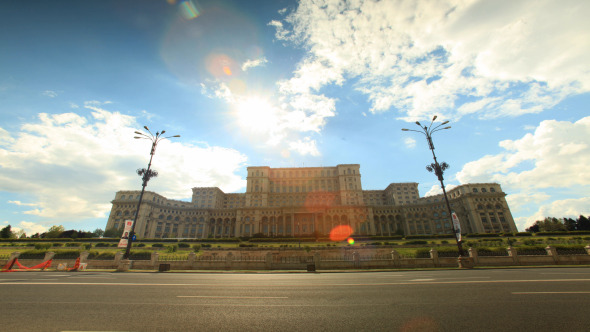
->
[
  {"left": 525, "top": 217, "right": 566, "bottom": 232},
  {"left": 525, "top": 223, "right": 540, "bottom": 233},
  {"left": 564, "top": 218, "right": 577, "bottom": 231},
  {"left": 103, "top": 227, "right": 124, "bottom": 238},
  {"left": 0, "top": 225, "right": 14, "bottom": 239},
  {"left": 93, "top": 228, "right": 105, "bottom": 238},
  {"left": 577, "top": 215, "right": 590, "bottom": 231},
  {"left": 45, "top": 225, "right": 65, "bottom": 238}
]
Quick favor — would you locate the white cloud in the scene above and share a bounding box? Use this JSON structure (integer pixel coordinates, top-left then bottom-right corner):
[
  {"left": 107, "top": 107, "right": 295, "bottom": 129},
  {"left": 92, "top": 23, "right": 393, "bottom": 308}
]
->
[
  {"left": 456, "top": 116, "right": 590, "bottom": 230},
  {"left": 0, "top": 105, "right": 247, "bottom": 224},
  {"left": 0, "top": 127, "right": 15, "bottom": 145},
  {"left": 11, "top": 221, "right": 48, "bottom": 235},
  {"left": 456, "top": 116, "right": 590, "bottom": 189},
  {"left": 8, "top": 200, "right": 38, "bottom": 207},
  {"left": 404, "top": 137, "right": 416, "bottom": 149},
  {"left": 272, "top": 0, "right": 590, "bottom": 121},
  {"left": 517, "top": 197, "right": 590, "bottom": 230},
  {"left": 241, "top": 57, "right": 268, "bottom": 71},
  {"left": 288, "top": 137, "right": 320, "bottom": 156},
  {"left": 42, "top": 90, "right": 58, "bottom": 98},
  {"left": 424, "top": 184, "right": 457, "bottom": 197}
]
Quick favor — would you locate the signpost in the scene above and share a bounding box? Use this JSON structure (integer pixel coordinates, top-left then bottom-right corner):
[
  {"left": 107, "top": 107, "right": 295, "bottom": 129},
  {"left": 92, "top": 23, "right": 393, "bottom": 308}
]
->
[
  {"left": 451, "top": 212, "right": 461, "bottom": 242},
  {"left": 118, "top": 220, "right": 133, "bottom": 248}
]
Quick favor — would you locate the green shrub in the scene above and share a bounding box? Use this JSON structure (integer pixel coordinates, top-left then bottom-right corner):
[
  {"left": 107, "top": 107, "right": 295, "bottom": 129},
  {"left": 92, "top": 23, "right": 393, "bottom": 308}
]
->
[
  {"left": 192, "top": 244, "right": 201, "bottom": 252},
  {"left": 95, "top": 242, "right": 111, "bottom": 247},
  {"left": 34, "top": 243, "right": 51, "bottom": 250},
  {"left": 523, "top": 239, "right": 540, "bottom": 246},
  {"left": 136, "top": 243, "right": 146, "bottom": 247},
  {"left": 466, "top": 233, "right": 500, "bottom": 238},
  {"left": 201, "top": 243, "right": 211, "bottom": 248},
  {"left": 52, "top": 250, "right": 80, "bottom": 259},
  {"left": 87, "top": 251, "right": 116, "bottom": 260},
  {"left": 477, "top": 247, "right": 508, "bottom": 256},
  {"left": 128, "top": 250, "right": 152, "bottom": 260},
  {"left": 238, "top": 243, "right": 258, "bottom": 248},
  {"left": 436, "top": 247, "right": 460, "bottom": 257},
  {"left": 52, "top": 243, "right": 63, "bottom": 247},
  {"left": 178, "top": 243, "right": 190, "bottom": 248},
  {"left": 19, "top": 249, "right": 47, "bottom": 259},
  {"left": 515, "top": 232, "right": 532, "bottom": 236},
  {"left": 83, "top": 243, "right": 92, "bottom": 250},
  {"left": 415, "top": 248, "right": 431, "bottom": 258},
  {"left": 65, "top": 242, "right": 81, "bottom": 247},
  {"left": 167, "top": 244, "right": 178, "bottom": 253},
  {"left": 151, "top": 243, "right": 164, "bottom": 248},
  {"left": 515, "top": 245, "right": 547, "bottom": 255},
  {"left": 405, "top": 240, "right": 428, "bottom": 245}
]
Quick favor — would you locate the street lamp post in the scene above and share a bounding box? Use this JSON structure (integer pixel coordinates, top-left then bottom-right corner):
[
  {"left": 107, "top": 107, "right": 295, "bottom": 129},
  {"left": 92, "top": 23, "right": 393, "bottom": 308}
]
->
[
  {"left": 123, "top": 126, "right": 180, "bottom": 260},
  {"left": 402, "top": 116, "right": 464, "bottom": 257}
]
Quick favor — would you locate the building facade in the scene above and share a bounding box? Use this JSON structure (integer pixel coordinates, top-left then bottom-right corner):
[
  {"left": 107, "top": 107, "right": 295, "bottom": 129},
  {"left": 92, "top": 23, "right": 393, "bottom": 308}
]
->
[{"left": 105, "top": 164, "right": 518, "bottom": 238}]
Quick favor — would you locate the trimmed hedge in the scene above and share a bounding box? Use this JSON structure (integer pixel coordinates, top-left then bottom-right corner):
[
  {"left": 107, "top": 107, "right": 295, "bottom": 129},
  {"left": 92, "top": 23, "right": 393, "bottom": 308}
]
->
[
  {"left": 477, "top": 247, "right": 508, "bottom": 256},
  {"left": 535, "top": 231, "right": 590, "bottom": 236},
  {"left": 18, "top": 249, "right": 47, "bottom": 259},
  {"left": 87, "top": 251, "right": 116, "bottom": 260},
  {"left": 465, "top": 233, "right": 500, "bottom": 238},
  {"left": 128, "top": 250, "right": 152, "bottom": 260},
  {"left": 404, "top": 240, "right": 428, "bottom": 245},
  {"left": 52, "top": 250, "right": 81, "bottom": 259}
]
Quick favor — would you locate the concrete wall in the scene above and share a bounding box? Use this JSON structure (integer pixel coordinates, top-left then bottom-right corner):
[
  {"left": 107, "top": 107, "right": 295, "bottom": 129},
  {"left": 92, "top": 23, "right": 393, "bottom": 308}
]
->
[{"left": 2, "top": 246, "right": 590, "bottom": 271}]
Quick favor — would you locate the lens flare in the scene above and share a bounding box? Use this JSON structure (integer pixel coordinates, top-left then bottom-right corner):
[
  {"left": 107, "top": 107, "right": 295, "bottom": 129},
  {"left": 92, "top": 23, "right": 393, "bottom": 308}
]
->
[
  {"left": 347, "top": 237, "right": 355, "bottom": 245},
  {"left": 206, "top": 54, "right": 238, "bottom": 79},
  {"left": 179, "top": 0, "right": 200, "bottom": 20},
  {"left": 329, "top": 225, "right": 354, "bottom": 242}
]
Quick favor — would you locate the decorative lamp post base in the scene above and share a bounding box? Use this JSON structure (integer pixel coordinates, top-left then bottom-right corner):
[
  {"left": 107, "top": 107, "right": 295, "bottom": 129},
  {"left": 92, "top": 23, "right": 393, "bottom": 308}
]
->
[
  {"left": 458, "top": 256, "right": 474, "bottom": 269},
  {"left": 117, "top": 259, "right": 131, "bottom": 272}
]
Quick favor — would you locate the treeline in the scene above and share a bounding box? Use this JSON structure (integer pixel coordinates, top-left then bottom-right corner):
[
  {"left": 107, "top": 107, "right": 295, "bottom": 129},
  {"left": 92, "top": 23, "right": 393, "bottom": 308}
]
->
[
  {"left": 525, "top": 215, "right": 590, "bottom": 233},
  {"left": 0, "top": 224, "right": 105, "bottom": 239}
]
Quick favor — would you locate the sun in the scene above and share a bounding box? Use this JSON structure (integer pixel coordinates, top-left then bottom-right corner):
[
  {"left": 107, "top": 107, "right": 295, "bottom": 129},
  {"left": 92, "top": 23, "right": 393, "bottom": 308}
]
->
[{"left": 234, "top": 97, "right": 278, "bottom": 133}]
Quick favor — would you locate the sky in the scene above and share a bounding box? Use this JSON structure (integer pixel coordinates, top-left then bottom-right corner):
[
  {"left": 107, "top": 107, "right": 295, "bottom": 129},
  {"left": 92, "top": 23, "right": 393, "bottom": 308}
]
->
[{"left": 1, "top": 0, "right": 589, "bottom": 236}]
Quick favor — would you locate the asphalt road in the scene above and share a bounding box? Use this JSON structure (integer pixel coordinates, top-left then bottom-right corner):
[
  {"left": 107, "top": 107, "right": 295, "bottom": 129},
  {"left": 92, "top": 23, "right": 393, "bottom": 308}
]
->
[{"left": 1, "top": 267, "right": 590, "bottom": 331}]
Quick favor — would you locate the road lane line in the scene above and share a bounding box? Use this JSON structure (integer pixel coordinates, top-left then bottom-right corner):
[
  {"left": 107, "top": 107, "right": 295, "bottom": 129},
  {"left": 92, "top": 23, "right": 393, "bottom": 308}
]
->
[
  {"left": 409, "top": 279, "right": 436, "bottom": 281},
  {"left": 2, "top": 279, "right": 590, "bottom": 287},
  {"left": 512, "top": 291, "right": 590, "bottom": 294},
  {"left": 178, "top": 296, "right": 288, "bottom": 299}
]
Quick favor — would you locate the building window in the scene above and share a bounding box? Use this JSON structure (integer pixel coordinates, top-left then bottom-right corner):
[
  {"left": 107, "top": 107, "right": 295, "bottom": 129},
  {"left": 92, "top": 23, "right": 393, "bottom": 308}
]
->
[{"left": 473, "top": 188, "right": 478, "bottom": 193}]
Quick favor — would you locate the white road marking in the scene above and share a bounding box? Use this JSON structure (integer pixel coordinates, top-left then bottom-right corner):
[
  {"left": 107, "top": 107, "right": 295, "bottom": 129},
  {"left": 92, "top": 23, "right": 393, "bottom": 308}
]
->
[
  {"left": 178, "top": 296, "right": 288, "bottom": 299},
  {"left": 1, "top": 279, "right": 590, "bottom": 287},
  {"left": 410, "top": 279, "right": 435, "bottom": 281},
  {"left": 512, "top": 291, "right": 590, "bottom": 294}
]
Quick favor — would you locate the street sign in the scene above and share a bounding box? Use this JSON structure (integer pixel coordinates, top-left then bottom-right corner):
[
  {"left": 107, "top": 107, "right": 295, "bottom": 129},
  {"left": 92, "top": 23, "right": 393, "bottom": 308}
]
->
[{"left": 118, "top": 220, "right": 133, "bottom": 248}]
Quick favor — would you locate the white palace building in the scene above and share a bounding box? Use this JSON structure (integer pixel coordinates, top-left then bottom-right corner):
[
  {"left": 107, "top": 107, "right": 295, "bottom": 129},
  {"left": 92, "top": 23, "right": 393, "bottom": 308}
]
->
[{"left": 105, "top": 164, "right": 518, "bottom": 239}]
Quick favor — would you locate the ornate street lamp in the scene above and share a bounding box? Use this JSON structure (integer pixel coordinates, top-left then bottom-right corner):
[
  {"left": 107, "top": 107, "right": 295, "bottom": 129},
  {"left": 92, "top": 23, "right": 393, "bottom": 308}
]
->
[
  {"left": 123, "top": 126, "right": 180, "bottom": 259},
  {"left": 402, "top": 116, "right": 464, "bottom": 257}
]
